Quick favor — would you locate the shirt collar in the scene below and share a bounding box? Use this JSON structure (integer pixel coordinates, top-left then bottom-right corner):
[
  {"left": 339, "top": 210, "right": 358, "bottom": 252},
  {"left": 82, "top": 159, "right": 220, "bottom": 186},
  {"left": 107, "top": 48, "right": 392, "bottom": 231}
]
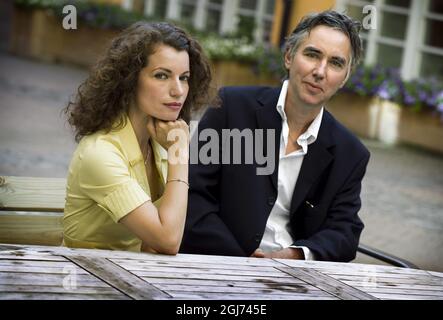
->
[
  {"left": 276, "top": 80, "right": 289, "bottom": 121},
  {"left": 112, "top": 114, "right": 168, "bottom": 169},
  {"left": 276, "top": 80, "right": 324, "bottom": 153}
]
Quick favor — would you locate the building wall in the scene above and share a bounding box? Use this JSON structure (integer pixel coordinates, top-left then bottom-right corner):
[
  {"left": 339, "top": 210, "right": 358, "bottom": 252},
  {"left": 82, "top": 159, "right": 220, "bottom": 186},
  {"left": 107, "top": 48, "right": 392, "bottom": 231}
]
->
[
  {"left": 289, "top": 0, "right": 336, "bottom": 31},
  {"left": 271, "top": 0, "right": 336, "bottom": 46}
]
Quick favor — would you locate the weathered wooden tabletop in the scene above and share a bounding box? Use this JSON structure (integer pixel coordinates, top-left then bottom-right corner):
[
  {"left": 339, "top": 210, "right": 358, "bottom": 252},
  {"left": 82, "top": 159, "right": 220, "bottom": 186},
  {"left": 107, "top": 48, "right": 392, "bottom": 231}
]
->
[{"left": 0, "top": 244, "right": 442, "bottom": 300}]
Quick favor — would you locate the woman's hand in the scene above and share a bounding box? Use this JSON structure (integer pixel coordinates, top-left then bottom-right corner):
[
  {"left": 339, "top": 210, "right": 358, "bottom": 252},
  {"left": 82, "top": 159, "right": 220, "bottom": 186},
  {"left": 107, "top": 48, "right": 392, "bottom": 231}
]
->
[{"left": 147, "top": 117, "right": 189, "bottom": 150}]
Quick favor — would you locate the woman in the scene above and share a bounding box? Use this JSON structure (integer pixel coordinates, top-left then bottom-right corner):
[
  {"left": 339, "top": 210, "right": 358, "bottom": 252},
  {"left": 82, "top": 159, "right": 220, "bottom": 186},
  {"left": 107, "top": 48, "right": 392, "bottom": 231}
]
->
[{"left": 63, "top": 22, "right": 213, "bottom": 254}]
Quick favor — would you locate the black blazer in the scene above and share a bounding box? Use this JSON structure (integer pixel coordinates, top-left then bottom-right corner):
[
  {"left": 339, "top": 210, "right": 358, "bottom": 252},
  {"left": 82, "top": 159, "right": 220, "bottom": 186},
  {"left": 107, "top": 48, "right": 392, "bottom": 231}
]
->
[{"left": 180, "top": 86, "right": 370, "bottom": 262}]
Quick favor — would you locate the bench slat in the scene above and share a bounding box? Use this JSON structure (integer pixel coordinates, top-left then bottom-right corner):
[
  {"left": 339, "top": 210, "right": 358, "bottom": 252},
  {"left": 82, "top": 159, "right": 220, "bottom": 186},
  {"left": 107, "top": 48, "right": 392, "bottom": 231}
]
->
[
  {"left": 0, "top": 176, "right": 66, "bottom": 212},
  {"left": 0, "top": 211, "right": 63, "bottom": 246}
]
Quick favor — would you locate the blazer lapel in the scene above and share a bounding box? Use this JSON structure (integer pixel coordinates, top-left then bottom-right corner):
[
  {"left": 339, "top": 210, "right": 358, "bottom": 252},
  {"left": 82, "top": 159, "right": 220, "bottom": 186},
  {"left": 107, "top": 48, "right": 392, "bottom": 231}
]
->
[
  {"left": 255, "top": 88, "right": 281, "bottom": 192},
  {"left": 289, "top": 111, "right": 336, "bottom": 215}
]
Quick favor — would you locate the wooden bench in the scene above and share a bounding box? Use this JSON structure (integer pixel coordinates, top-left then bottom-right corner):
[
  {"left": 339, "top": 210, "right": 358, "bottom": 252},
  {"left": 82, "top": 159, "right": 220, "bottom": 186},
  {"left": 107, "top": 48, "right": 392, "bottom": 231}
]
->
[{"left": 0, "top": 175, "right": 417, "bottom": 268}]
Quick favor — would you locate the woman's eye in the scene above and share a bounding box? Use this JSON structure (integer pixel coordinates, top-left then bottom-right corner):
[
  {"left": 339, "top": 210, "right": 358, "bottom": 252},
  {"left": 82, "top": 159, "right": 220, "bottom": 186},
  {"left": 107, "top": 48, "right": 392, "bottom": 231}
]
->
[
  {"left": 180, "top": 75, "right": 190, "bottom": 82},
  {"left": 305, "top": 52, "right": 317, "bottom": 58},
  {"left": 154, "top": 73, "right": 168, "bottom": 80}
]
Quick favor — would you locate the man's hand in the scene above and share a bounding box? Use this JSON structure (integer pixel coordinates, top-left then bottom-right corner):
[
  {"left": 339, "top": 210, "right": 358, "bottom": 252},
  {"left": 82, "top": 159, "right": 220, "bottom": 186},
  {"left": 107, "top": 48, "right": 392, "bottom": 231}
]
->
[{"left": 251, "top": 247, "right": 305, "bottom": 259}]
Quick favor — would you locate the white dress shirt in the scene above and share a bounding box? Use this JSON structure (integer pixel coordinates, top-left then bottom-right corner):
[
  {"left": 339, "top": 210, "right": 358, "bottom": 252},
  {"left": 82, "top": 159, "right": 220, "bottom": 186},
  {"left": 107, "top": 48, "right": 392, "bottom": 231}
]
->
[{"left": 258, "top": 80, "right": 324, "bottom": 260}]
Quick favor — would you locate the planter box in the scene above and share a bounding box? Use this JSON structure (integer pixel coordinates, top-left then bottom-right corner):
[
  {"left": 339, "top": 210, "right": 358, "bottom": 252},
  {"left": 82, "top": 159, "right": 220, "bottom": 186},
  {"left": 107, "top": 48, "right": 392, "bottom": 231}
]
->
[
  {"left": 211, "top": 60, "right": 280, "bottom": 87},
  {"left": 10, "top": 7, "right": 119, "bottom": 68},
  {"left": 399, "top": 109, "right": 443, "bottom": 154},
  {"left": 326, "top": 92, "right": 379, "bottom": 139},
  {"left": 328, "top": 92, "right": 443, "bottom": 153}
]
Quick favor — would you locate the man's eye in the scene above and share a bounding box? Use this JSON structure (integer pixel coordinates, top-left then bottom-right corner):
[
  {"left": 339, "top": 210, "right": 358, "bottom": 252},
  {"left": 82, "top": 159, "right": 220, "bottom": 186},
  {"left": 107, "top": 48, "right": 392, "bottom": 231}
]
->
[
  {"left": 305, "top": 52, "right": 318, "bottom": 58},
  {"left": 331, "top": 60, "right": 344, "bottom": 68},
  {"left": 154, "top": 73, "right": 168, "bottom": 80}
]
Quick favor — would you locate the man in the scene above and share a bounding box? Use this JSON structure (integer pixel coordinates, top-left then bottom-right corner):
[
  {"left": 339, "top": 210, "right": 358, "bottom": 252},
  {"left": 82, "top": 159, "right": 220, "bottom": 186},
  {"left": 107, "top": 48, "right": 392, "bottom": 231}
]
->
[{"left": 180, "top": 11, "right": 370, "bottom": 262}]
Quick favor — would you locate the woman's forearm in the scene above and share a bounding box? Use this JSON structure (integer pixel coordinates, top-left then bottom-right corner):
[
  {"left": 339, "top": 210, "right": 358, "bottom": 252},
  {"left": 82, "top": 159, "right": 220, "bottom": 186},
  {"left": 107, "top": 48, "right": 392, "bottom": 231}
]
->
[{"left": 156, "top": 149, "right": 189, "bottom": 247}]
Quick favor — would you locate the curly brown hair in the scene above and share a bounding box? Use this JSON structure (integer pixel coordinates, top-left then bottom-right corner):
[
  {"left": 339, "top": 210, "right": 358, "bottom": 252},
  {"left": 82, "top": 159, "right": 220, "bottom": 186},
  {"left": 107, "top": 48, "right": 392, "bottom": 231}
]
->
[{"left": 65, "top": 22, "right": 214, "bottom": 142}]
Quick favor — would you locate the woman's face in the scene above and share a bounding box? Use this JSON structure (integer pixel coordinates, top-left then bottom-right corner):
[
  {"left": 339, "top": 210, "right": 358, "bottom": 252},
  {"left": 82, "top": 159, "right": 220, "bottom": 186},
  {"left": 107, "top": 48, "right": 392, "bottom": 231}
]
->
[{"left": 136, "top": 44, "right": 190, "bottom": 121}]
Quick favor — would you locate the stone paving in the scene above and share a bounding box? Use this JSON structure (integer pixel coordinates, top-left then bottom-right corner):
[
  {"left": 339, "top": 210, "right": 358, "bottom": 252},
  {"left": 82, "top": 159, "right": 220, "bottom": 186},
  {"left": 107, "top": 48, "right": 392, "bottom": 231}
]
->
[{"left": 1, "top": 52, "right": 442, "bottom": 272}]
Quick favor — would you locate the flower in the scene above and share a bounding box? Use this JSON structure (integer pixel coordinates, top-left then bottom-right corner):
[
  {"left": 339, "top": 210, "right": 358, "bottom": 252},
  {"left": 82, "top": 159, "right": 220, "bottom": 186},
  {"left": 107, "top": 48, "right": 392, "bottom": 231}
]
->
[{"left": 343, "top": 64, "right": 443, "bottom": 118}]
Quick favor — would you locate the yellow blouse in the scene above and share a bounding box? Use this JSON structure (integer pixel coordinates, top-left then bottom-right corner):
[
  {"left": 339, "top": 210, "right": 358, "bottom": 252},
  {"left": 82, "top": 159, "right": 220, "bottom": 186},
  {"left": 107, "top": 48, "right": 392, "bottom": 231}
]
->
[{"left": 63, "top": 115, "right": 168, "bottom": 252}]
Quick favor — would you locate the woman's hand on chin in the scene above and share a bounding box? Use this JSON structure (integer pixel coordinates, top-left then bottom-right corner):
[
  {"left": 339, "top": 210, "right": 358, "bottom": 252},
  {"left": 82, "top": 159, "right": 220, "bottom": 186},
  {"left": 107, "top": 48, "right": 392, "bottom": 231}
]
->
[{"left": 147, "top": 117, "right": 189, "bottom": 150}]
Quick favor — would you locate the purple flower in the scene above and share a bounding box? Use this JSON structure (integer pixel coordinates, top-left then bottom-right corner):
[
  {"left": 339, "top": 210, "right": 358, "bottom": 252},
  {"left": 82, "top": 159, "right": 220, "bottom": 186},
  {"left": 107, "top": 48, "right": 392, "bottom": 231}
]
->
[
  {"left": 404, "top": 94, "right": 416, "bottom": 105},
  {"left": 418, "top": 90, "right": 428, "bottom": 102},
  {"left": 377, "top": 87, "right": 391, "bottom": 100},
  {"left": 83, "top": 11, "right": 96, "bottom": 22}
]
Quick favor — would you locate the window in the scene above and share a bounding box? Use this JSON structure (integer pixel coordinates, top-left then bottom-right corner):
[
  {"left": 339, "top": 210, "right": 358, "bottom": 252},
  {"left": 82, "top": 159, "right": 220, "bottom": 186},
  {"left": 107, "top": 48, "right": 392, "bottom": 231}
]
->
[
  {"left": 139, "top": 0, "right": 275, "bottom": 43},
  {"left": 153, "top": 0, "right": 167, "bottom": 18},
  {"left": 420, "top": 0, "right": 443, "bottom": 79},
  {"left": 206, "top": 0, "right": 224, "bottom": 33},
  {"left": 337, "top": 0, "right": 443, "bottom": 81},
  {"left": 240, "top": 0, "right": 257, "bottom": 10},
  {"left": 237, "top": 0, "right": 275, "bottom": 42},
  {"left": 180, "top": 0, "right": 198, "bottom": 27}
]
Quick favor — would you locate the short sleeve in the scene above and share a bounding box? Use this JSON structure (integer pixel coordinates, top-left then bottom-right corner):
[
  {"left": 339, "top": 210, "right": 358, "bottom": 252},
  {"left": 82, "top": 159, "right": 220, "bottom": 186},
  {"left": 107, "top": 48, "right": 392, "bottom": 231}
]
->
[{"left": 78, "top": 141, "right": 150, "bottom": 223}]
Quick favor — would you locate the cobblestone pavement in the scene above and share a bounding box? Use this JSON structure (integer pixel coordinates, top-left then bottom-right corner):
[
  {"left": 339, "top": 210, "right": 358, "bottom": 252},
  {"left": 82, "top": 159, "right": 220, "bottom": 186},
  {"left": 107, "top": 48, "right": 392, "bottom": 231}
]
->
[{"left": 1, "top": 52, "right": 442, "bottom": 271}]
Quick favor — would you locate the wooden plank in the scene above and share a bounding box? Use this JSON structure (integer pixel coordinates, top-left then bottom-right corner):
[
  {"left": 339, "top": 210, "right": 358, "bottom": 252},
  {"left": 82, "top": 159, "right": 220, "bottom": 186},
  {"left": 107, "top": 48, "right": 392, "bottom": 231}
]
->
[
  {"left": 145, "top": 277, "right": 309, "bottom": 286},
  {"left": 344, "top": 279, "right": 443, "bottom": 292},
  {"left": 144, "top": 277, "right": 317, "bottom": 288},
  {"left": 67, "top": 255, "right": 171, "bottom": 300},
  {"left": 0, "top": 211, "right": 63, "bottom": 245},
  {"left": 118, "top": 265, "right": 287, "bottom": 278},
  {"left": 0, "top": 254, "right": 67, "bottom": 262},
  {"left": 276, "top": 266, "right": 378, "bottom": 300},
  {"left": 115, "top": 260, "right": 280, "bottom": 273},
  {"left": 428, "top": 271, "right": 443, "bottom": 278},
  {"left": 369, "top": 293, "right": 443, "bottom": 300},
  {"left": 0, "top": 244, "right": 280, "bottom": 266},
  {"left": 0, "top": 272, "right": 109, "bottom": 287},
  {"left": 166, "top": 292, "right": 338, "bottom": 300},
  {"left": 138, "top": 272, "right": 292, "bottom": 282},
  {"left": 111, "top": 254, "right": 279, "bottom": 267},
  {"left": 309, "top": 269, "right": 441, "bottom": 280},
  {"left": 0, "top": 260, "right": 78, "bottom": 268},
  {"left": 0, "top": 245, "right": 67, "bottom": 262},
  {"left": 0, "top": 265, "right": 90, "bottom": 274},
  {"left": 0, "top": 292, "right": 128, "bottom": 300},
  {"left": 153, "top": 284, "right": 329, "bottom": 296},
  {"left": 0, "top": 176, "right": 66, "bottom": 211},
  {"left": 0, "top": 284, "right": 122, "bottom": 294},
  {"left": 359, "top": 287, "right": 443, "bottom": 297},
  {"left": 275, "top": 258, "right": 432, "bottom": 276},
  {"left": 329, "top": 274, "right": 443, "bottom": 287}
]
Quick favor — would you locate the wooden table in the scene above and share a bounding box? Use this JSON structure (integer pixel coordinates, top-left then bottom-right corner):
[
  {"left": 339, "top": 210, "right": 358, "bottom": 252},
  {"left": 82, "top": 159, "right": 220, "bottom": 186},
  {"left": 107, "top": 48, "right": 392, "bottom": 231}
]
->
[{"left": 0, "top": 244, "right": 442, "bottom": 300}]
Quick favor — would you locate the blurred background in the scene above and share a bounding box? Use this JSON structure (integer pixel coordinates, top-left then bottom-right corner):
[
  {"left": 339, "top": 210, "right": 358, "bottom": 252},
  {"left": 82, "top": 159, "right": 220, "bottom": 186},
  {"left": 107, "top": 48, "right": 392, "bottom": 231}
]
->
[{"left": 0, "top": 0, "right": 442, "bottom": 271}]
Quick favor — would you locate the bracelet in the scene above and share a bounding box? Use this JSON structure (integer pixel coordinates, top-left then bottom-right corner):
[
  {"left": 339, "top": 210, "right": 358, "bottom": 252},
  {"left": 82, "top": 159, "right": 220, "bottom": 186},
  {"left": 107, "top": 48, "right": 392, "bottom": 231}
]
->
[{"left": 166, "top": 179, "right": 189, "bottom": 188}]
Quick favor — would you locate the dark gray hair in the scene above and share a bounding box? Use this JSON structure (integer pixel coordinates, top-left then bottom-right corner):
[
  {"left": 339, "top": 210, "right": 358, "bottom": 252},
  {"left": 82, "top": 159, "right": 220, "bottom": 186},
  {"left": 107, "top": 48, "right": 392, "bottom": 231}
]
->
[{"left": 284, "top": 10, "right": 363, "bottom": 70}]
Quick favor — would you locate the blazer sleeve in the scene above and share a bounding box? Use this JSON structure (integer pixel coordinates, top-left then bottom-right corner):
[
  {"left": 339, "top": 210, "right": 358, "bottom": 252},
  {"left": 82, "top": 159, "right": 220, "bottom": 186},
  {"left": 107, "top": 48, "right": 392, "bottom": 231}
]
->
[
  {"left": 180, "top": 89, "right": 246, "bottom": 256},
  {"left": 293, "top": 151, "right": 370, "bottom": 262}
]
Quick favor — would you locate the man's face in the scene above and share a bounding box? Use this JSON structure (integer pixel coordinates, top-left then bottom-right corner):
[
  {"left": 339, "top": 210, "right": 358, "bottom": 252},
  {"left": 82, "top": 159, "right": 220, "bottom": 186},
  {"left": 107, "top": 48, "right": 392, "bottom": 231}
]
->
[{"left": 285, "top": 25, "right": 351, "bottom": 108}]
